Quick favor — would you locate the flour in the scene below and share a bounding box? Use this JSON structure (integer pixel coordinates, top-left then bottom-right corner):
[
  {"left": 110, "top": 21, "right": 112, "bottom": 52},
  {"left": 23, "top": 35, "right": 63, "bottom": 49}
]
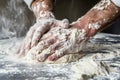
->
[
  {"left": 0, "top": 33, "right": 120, "bottom": 79},
  {"left": 29, "top": 18, "right": 70, "bottom": 48},
  {"left": 93, "top": 0, "right": 119, "bottom": 14},
  {"left": 93, "top": 0, "right": 111, "bottom": 10},
  {"left": 70, "top": 60, "right": 109, "bottom": 80},
  {"left": 31, "top": 18, "right": 54, "bottom": 46},
  {"left": 32, "top": 0, "right": 54, "bottom": 19},
  {"left": 41, "top": 1, "right": 47, "bottom": 8},
  {"left": 88, "top": 22, "right": 101, "bottom": 30},
  {"left": 38, "top": 11, "right": 54, "bottom": 19}
]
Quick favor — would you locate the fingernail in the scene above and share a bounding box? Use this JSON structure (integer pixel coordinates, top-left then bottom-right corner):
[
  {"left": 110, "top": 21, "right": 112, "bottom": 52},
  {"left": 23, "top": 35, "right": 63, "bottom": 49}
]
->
[
  {"left": 37, "top": 56, "right": 44, "bottom": 62},
  {"left": 37, "top": 58, "right": 43, "bottom": 62},
  {"left": 48, "top": 56, "right": 57, "bottom": 61},
  {"left": 37, "top": 54, "right": 48, "bottom": 62}
]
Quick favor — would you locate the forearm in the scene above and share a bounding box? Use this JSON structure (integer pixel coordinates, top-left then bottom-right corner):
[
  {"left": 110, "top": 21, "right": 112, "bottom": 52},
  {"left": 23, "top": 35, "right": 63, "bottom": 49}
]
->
[
  {"left": 73, "top": 0, "right": 120, "bottom": 37},
  {"left": 31, "top": 0, "right": 54, "bottom": 19}
]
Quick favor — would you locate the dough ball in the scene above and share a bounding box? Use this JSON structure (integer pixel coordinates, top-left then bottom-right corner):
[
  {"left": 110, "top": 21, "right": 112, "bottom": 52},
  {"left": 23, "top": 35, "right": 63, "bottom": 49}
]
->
[
  {"left": 45, "top": 53, "right": 85, "bottom": 64},
  {"left": 24, "top": 52, "right": 85, "bottom": 64}
]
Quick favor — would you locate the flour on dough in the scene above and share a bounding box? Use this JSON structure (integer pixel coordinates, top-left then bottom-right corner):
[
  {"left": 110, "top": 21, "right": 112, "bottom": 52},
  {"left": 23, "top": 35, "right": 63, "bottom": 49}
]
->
[
  {"left": 24, "top": 50, "right": 85, "bottom": 64},
  {"left": 44, "top": 53, "right": 85, "bottom": 64}
]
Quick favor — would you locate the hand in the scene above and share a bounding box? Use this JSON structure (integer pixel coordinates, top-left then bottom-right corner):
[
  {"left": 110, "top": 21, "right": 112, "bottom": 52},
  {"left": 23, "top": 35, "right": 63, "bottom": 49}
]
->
[
  {"left": 25, "top": 26, "right": 88, "bottom": 62},
  {"left": 17, "top": 0, "right": 70, "bottom": 57},
  {"left": 17, "top": 18, "right": 69, "bottom": 57},
  {"left": 70, "top": 17, "right": 98, "bottom": 37}
]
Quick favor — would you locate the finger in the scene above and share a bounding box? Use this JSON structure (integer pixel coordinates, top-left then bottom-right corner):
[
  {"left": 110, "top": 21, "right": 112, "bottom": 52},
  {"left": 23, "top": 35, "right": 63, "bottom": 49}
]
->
[
  {"left": 56, "top": 19, "right": 70, "bottom": 28},
  {"left": 31, "top": 23, "right": 51, "bottom": 47},
  {"left": 18, "top": 39, "right": 30, "bottom": 56},
  {"left": 35, "top": 36, "right": 57, "bottom": 55},
  {"left": 26, "top": 23, "right": 39, "bottom": 38},
  {"left": 24, "top": 24, "right": 39, "bottom": 53},
  {"left": 16, "top": 40, "right": 24, "bottom": 54},
  {"left": 61, "top": 19, "right": 70, "bottom": 28},
  {"left": 48, "top": 49, "right": 66, "bottom": 61},
  {"left": 47, "top": 41, "right": 71, "bottom": 61},
  {"left": 24, "top": 39, "right": 31, "bottom": 54},
  {"left": 17, "top": 44, "right": 25, "bottom": 57},
  {"left": 17, "top": 23, "right": 39, "bottom": 56},
  {"left": 37, "top": 48, "right": 53, "bottom": 62},
  {"left": 25, "top": 46, "right": 37, "bottom": 60},
  {"left": 41, "top": 32, "right": 53, "bottom": 40},
  {"left": 37, "top": 40, "right": 62, "bottom": 62}
]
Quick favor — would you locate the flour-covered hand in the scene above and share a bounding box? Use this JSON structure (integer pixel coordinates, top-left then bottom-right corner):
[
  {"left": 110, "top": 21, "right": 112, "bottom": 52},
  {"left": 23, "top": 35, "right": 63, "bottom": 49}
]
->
[
  {"left": 26, "top": 27, "right": 88, "bottom": 62},
  {"left": 17, "top": 18, "right": 69, "bottom": 57}
]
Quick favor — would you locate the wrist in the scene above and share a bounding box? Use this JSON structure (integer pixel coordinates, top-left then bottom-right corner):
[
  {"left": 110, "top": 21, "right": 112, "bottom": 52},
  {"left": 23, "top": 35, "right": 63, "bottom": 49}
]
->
[
  {"left": 31, "top": 0, "right": 54, "bottom": 19},
  {"left": 71, "top": 17, "right": 98, "bottom": 37},
  {"left": 71, "top": 0, "right": 120, "bottom": 37}
]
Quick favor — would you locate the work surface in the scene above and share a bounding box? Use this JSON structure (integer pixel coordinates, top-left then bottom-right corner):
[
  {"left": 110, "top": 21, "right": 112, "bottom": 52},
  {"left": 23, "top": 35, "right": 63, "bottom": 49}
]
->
[{"left": 0, "top": 33, "right": 120, "bottom": 80}]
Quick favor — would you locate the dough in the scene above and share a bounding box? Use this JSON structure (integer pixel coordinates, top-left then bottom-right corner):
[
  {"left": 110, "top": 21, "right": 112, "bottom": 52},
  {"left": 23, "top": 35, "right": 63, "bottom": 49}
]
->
[
  {"left": 44, "top": 53, "right": 85, "bottom": 64},
  {"left": 24, "top": 51, "right": 85, "bottom": 64}
]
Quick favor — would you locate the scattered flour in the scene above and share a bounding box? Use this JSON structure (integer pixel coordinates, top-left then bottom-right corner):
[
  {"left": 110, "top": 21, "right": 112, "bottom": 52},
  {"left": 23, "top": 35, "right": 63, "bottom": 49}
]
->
[
  {"left": 0, "top": 33, "right": 120, "bottom": 80},
  {"left": 88, "top": 22, "right": 101, "bottom": 30}
]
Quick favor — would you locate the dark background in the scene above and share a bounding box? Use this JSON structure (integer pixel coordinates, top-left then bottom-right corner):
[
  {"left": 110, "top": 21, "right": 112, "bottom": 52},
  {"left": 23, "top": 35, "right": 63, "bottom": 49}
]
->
[{"left": 0, "top": 0, "right": 35, "bottom": 38}]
